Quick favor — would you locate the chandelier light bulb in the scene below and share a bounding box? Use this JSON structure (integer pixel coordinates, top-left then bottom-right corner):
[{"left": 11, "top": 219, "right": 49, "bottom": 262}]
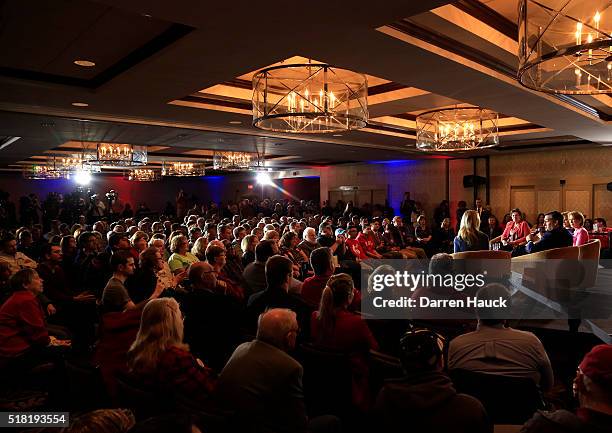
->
[{"left": 519, "top": 1, "right": 612, "bottom": 94}]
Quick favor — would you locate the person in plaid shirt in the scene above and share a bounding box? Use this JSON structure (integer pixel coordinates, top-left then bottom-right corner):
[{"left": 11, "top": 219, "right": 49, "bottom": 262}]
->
[{"left": 127, "top": 298, "right": 216, "bottom": 402}]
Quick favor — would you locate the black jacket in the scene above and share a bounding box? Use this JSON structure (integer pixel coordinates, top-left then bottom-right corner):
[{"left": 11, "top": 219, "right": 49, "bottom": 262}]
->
[
  {"left": 525, "top": 227, "right": 573, "bottom": 254},
  {"left": 247, "top": 287, "right": 313, "bottom": 337},
  {"left": 375, "top": 371, "right": 492, "bottom": 433}
]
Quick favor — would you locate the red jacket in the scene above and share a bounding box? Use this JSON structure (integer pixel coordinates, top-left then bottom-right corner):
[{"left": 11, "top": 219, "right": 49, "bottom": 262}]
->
[
  {"left": 0, "top": 290, "right": 49, "bottom": 358},
  {"left": 301, "top": 274, "right": 332, "bottom": 306},
  {"left": 94, "top": 308, "right": 143, "bottom": 399},
  {"left": 346, "top": 238, "right": 367, "bottom": 260},
  {"left": 302, "top": 274, "right": 362, "bottom": 310},
  {"left": 357, "top": 232, "right": 376, "bottom": 255},
  {"left": 135, "top": 346, "right": 216, "bottom": 403},
  {"left": 311, "top": 309, "right": 378, "bottom": 410}
]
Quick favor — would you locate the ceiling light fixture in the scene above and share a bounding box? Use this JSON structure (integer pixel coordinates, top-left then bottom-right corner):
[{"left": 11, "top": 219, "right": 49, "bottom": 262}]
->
[
  {"left": 252, "top": 62, "right": 368, "bottom": 133},
  {"left": 85, "top": 143, "right": 147, "bottom": 167},
  {"left": 229, "top": 121, "right": 242, "bottom": 125},
  {"left": 416, "top": 107, "right": 499, "bottom": 152},
  {"left": 73, "top": 60, "right": 96, "bottom": 67},
  {"left": 51, "top": 154, "right": 101, "bottom": 176},
  {"left": 22, "top": 164, "right": 68, "bottom": 180},
  {"left": 72, "top": 102, "right": 89, "bottom": 107},
  {"left": 162, "top": 161, "right": 206, "bottom": 177},
  {"left": 213, "top": 151, "right": 264, "bottom": 171},
  {"left": 125, "top": 168, "right": 161, "bottom": 182},
  {"left": 518, "top": 1, "right": 611, "bottom": 94}
]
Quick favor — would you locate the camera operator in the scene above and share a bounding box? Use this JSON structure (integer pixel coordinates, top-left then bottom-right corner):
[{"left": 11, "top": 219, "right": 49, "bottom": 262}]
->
[
  {"left": 106, "top": 190, "right": 125, "bottom": 220},
  {"left": 88, "top": 193, "right": 106, "bottom": 221}
]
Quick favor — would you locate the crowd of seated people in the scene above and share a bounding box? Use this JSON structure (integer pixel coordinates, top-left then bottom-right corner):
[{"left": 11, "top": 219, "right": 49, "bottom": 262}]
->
[{"left": 0, "top": 189, "right": 609, "bottom": 432}]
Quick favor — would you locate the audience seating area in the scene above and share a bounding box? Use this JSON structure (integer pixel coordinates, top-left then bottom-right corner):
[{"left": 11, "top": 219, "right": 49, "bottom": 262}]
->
[{"left": 0, "top": 192, "right": 610, "bottom": 433}]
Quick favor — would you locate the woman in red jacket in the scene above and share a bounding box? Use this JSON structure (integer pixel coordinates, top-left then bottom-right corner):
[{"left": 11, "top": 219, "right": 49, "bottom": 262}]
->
[
  {"left": 0, "top": 269, "right": 52, "bottom": 370},
  {"left": 500, "top": 208, "right": 531, "bottom": 250},
  {"left": 311, "top": 273, "right": 379, "bottom": 411}
]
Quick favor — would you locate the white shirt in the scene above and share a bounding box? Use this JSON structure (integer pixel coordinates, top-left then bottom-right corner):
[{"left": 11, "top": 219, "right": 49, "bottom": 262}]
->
[{"left": 0, "top": 251, "right": 38, "bottom": 275}]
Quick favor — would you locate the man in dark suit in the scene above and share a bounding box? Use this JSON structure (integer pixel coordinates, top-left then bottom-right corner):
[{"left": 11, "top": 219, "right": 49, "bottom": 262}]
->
[
  {"left": 474, "top": 198, "right": 491, "bottom": 232},
  {"left": 523, "top": 211, "right": 573, "bottom": 254},
  {"left": 242, "top": 240, "right": 278, "bottom": 295},
  {"left": 182, "top": 262, "right": 244, "bottom": 370},
  {"left": 216, "top": 308, "right": 339, "bottom": 433},
  {"left": 247, "top": 255, "right": 313, "bottom": 335}
]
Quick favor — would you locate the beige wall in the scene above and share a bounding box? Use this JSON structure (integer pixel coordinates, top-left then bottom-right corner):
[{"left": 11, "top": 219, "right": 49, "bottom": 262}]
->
[
  {"left": 488, "top": 147, "right": 612, "bottom": 224},
  {"left": 318, "top": 147, "right": 612, "bottom": 225},
  {"left": 318, "top": 160, "right": 447, "bottom": 217}
]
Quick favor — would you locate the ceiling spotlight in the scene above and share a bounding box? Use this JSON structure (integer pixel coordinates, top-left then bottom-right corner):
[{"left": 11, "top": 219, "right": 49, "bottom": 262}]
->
[
  {"left": 74, "top": 170, "right": 92, "bottom": 186},
  {"left": 72, "top": 102, "right": 89, "bottom": 107},
  {"left": 255, "top": 172, "right": 272, "bottom": 185},
  {"left": 333, "top": 134, "right": 343, "bottom": 137},
  {"left": 73, "top": 60, "right": 96, "bottom": 67},
  {"left": 229, "top": 121, "right": 242, "bottom": 125}
]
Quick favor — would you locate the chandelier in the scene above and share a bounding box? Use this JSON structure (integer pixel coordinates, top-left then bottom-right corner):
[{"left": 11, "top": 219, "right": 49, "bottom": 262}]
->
[
  {"left": 213, "top": 151, "right": 264, "bottom": 171},
  {"left": 125, "top": 168, "right": 160, "bottom": 182},
  {"left": 518, "top": 1, "right": 612, "bottom": 94},
  {"left": 252, "top": 63, "right": 368, "bottom": 133},
  {"left": 85, "top": 143, "right": 147, "bottom": 167},
  {"left": 51, "top": 154, "right": 101, "bottom": 175},
  {"left": 23, "top": 164, "right": 68, "bottom": 180},
  {"left": 416, "top": 107, "right": 499, "bottom": 151},
  {"left": 162, "top": 161, "right": 205, "bottom": 177}
]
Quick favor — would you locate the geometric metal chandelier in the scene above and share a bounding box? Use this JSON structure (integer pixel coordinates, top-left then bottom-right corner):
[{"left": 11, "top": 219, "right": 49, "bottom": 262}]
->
[
  {"left": 252, "top": 63, "right": 368, "bottom": 133},
  {"left": 85, "top": 143, "right": 147, "bottom": 167},
  {"left": 212, "top": 151, "right": 265, "bottom": 171},
  {"left": 51, "top": 154, "right": 101, "bottom": 175},
  {"left": 23, "top": 163, "right": 68, "bottom": 180},
  {"left": 125, "top": 168, "right": 161, "bottom": 182},
  {"left": 518, "top": 1, "right": 612, "bottom": 94},
  {"left": 162, "top": 161, "right": 206, "bottom": 177},
  {"left": 416, "top": 107, "right": 499, "bottom": 152}
]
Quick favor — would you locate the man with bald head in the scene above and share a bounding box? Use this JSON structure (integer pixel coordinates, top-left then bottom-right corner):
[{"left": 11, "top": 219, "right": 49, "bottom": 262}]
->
[
  {"left": 217, "top": 309, "right": 338, "bottom": 433},
  {"left": 182, "top": 261, "right": 243, "bottom": 370}
]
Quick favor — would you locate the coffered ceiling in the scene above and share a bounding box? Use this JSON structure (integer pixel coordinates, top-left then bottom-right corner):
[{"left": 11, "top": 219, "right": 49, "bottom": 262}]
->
[{"left": 0, "top": 0, "right": 609, "bottom": 171}]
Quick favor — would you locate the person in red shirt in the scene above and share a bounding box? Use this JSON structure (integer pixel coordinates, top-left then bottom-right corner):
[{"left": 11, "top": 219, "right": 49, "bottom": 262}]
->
[
  {"left": 357, "top": 223, "right": 384, "bottom": 259},
  {"left": 311, "top": 273, "right": 378, "bottom": 411},
  {"left": 0, "top": 269, "right": 51, "bottom": 369},
  {"left": 301, "top": 247, "right": 334, "bottom": 307},
  {"left": 345, "top": 225, "right": 367, "bottom": 261},
  {"left": 302, "top": 247, "right": 362, "bottom": 309}
]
